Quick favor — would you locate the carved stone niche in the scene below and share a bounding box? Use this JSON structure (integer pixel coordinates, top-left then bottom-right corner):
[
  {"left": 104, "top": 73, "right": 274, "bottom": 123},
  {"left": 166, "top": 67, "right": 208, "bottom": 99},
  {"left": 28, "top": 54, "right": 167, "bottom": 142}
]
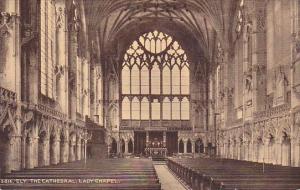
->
[
  {"left": 273, "top": 66, "right": 289, "bottom": 106},
  {"left": 0, "top": 12, "right": 13, "bottom": 37},
  {"left": 295, "top": 111, "right": 300, "bottom": 126}
]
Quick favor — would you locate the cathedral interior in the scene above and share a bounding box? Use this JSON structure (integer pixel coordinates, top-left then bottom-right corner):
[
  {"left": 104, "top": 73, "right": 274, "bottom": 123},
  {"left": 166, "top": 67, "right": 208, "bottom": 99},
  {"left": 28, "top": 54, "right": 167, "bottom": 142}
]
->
[{"left": 1, "top": 0, "right": 300, "bottom": 189}]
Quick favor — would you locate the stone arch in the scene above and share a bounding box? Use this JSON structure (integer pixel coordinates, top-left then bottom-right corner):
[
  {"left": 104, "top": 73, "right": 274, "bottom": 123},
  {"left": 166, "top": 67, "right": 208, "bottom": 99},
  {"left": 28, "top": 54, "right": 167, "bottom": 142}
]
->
[
  {"left": 195, "top": 138, "right": 204, "bottom": 154},
  {"left": 238, "top": 136, "right": 244, "bottom": 160},
  {"left": 178, "top": 139, "right": 184, "bottom": 153},
  {"left": 108, "top": 105, "right": 119, "bottom": 129},
  {"left": 226, "top": 138, "right": 231, "bottom": 158},
  {"left": 281, "top": 132, "right": 291, "bottom": 166},
  {"left": 256, "top": 137, "right": 264, "bottom": 163},
  {"left": 110, "top": 138, "right": 118, "bottom": 155},
  {"left": 187, "top": 139, "right": 192, "bottom": 153},
  {"left": 38, "top": 128, "right": 49, "bottom": 167},
  {"left": 75, "top": 129, "right": 83, "bottom": 161},
  {"left": 0, "top": 125, "right": 12, "bottom": 175},
  {"left": 267, "top": 133, "right": 276, "bottom": 164},
  {"left": 232, "top": 136, "right": 237, "bottom": 159},
  {"left": 69, "top": 131, "right": 77, "bottom": 162},
  {"left": 121, "top": 138, "right": 125, "bottom": 154},
  {"left": 49, "top": 122, "right": 62, "bottom": 165},
  {"left": 23, "top": 126, "right": 36, "bottom": 169},
  {"left": 60, "top": 127, "right": 68, "bottom": 163},
  {"left": 81, "top": 138, "right": 85, "bottom": 160},
  {"left": 49, "top": 131, "right": 57, "bottom": 165},
  {"left": 128, "top": 138, "right": 133, "bottom": 154}
]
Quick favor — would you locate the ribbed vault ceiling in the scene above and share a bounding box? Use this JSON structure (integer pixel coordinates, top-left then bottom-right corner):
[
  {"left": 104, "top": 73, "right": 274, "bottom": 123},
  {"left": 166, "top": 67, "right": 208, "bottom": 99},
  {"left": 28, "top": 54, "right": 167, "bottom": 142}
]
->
[{"left": 83, "top": 0, "right": 234, "bottom": 61}]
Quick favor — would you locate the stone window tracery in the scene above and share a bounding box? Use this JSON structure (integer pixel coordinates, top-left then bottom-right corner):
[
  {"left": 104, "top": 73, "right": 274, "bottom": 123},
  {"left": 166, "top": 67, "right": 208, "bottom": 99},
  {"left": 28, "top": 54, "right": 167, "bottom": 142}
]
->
[
  {"left": 121, "top": 30, "right": 190, "bottom": 121},
  {"left": 40, "top": 0, "right": 56, "bottom": 98}
]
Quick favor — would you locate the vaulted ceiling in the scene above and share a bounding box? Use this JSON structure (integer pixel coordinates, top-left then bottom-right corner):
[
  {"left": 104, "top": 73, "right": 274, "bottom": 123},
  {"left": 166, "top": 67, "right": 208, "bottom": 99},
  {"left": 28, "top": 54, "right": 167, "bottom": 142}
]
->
[{"left": 83, "top": 0, "right": 236, "bottom": 63}]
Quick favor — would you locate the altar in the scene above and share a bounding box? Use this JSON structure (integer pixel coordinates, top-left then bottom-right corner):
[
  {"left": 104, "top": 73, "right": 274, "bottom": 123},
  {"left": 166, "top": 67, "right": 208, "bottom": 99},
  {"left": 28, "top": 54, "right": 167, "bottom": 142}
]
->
[
  {"left": 145, "top": 137, "right": 167, "bottom": 158},
  {"left": 145, "top": 147, "right": 167, "bottom": 157}
]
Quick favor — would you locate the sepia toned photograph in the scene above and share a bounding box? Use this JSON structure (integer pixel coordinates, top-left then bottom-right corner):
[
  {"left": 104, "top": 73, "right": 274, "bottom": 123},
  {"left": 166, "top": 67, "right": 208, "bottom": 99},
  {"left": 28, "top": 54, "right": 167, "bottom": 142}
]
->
[{"left": 0, "top": 0, "right": 300, "bottom": 189}]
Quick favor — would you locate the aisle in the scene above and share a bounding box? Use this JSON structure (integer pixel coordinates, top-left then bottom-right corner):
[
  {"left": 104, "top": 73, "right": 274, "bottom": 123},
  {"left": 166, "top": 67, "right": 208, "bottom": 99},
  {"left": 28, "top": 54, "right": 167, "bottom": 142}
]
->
[{"left": 154, "top": 164, "right": 188, "bottom": 190}]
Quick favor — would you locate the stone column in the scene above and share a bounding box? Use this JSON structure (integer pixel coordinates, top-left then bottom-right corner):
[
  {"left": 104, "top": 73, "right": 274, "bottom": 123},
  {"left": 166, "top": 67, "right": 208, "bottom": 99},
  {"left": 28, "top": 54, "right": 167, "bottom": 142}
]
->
[
  {"left": 55, "top": 1, "right": 68, "bottom": 115},
  {"left": 0, "top": 9, "right": 20, "bottom": 92},
  {"left": 163, "top": 131, "right": 166, "bottom": 147},
  {"left": 4, "top": 135, "right": 21, "bottom": 173},
  {"left": 116, "top": 139, "right": 120, "bottom": 155},
  {"left": 244, "top": 141, "right": 249, "bottom": 161},
  {"left": 184, "top": 140, "right": 187, "bottom": 154},
  {"left": 191, "top": 140, "right": 195, "bottom": 154},
  {"left": 69, "top": 141, "right": 75, "bottom": 162},
  {"left": 25, "top": 137, "right": 34, "bottom": 169},
  {"left": 12, "top": 135, "right": 22, "bottom": 172},
  {"left": 294, "top": 140, "right": 300, "bottom": 167},
  {"left": 248, "top": 141, "right": 253, "bottom": 162},
  {"left": 236, "top": 141, "right": 241, "bottom": 160},
  {"left": 125, "top": 140, "right": 128, "bottom": 154},
  {"left": 263, "top": 138, "right": 269, "bottom": 164},
  {"left": 146, "top": 131, "right": 149, "bottom": 147},
  {"left": 50, "top": 137, "right": 60, "bottom": 165},
  {"left": 251, "top": 2, "right": 267, "bottom": 113},
  {"left": 21, "top": 136, "right": 26, "bottom": 169},
  {"left": 275, "top": 138, "right": 282, "bottom": 165},
  {"left": 76, "top": 138, "right": 82, "bottom": 160},
  {"left": 224, "top": 142, "right": 228, "bottom": 158},
  {"left": 81, "top": 141, "right": 85, "bottom": 159},
  {"left": 229, "top": 141, "right": 233, "bottom": 159},
  {"left": 33, "top": 137, "right": 39, "bottom": 167},
  {"left": 60, "top": 138, "right": 69, "bottom": 163},
  {"left": 220, "top": 142, "right": 224, "bottom": 157},
  {"left": 291, "top": 0, "right": 300, "bottom": 110},
  {"left": 38, "top": 138, "right": 49, "bottom": 166},
  {"left": 239, "top": 141, "right": 244, "bottom": 160}
]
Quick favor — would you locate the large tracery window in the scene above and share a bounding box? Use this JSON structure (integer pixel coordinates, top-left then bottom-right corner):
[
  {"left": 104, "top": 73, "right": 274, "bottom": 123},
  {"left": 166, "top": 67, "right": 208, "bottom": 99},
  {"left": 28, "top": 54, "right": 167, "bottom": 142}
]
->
[
  {"left": 121, "top": 31, "right": 190, "bottom": 121},
  {"left": 40, "top": 0, "right": 56, "bottom": 98}
]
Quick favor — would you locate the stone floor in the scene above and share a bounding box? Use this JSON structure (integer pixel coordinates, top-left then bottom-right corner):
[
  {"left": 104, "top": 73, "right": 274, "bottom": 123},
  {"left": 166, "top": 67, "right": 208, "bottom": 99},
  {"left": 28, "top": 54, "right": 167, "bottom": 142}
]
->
[{"left": 154, "top": 164, "right": 188, "bottom": 190}]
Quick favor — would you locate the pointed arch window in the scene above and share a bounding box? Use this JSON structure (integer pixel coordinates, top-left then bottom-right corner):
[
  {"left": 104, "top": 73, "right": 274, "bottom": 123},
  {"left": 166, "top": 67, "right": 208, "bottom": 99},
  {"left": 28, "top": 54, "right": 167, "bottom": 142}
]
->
[
  {"left": 121, "top": 30, "right": 190, "bottom": 123},
  {"left": 122, "top": 66, "right": 130, "bottom": 94},
  {"left": 181, "top": 97, "right": 190, "bottom": 120},
  {"left": 131, "top": 65, "right": 140, "bottom": 94},
  {"left": 172, "top": 65, "right": 180, "bottom": 94},
  {"left": 163, "top": 66, "right": 171, "bottom": 94},
  {"left": 122, "top": 97, "right": 130, "bottom": 119},
  {"left": 132, "top": 97, "right": 140, "bottom": 120},
  {"left": 181, "top": 66, "right": 190, "bottom": 94},
  {"left": 141, "top": 66, "right": 149, "bottom": 94},
  {"left": 152, "top": 99, "right": 160, "bottom": 120},
  {"left": 163, "top": 98, "right": 171, "bottom": 120},
  {"left": 40, "top": 0, "right": 56, "bottom": 98},
  {"left": 141, "top": 98, "right": 150, "bottom": 120},
  {"left": 172, "top": 97, "right": 180, "bottom": 120},
  {"left": 151, "top": 62, "right": 160, "bottom": 94}
]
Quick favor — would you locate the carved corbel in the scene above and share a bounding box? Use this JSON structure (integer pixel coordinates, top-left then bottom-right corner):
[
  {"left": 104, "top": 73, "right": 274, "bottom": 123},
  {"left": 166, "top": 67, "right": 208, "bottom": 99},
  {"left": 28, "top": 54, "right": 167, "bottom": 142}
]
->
[
  {"left": 225, "top": 87, "right": 234, "bottom": 98},
  {"left": 55, "top": 65, "right": 65, "bottom": 79}
]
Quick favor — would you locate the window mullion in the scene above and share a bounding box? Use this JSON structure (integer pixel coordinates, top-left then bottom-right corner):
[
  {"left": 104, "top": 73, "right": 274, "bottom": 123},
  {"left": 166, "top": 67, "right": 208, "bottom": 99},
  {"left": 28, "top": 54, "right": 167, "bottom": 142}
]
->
[{"left": 149, "top": 66, "right": 152, "bottom": 122}]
